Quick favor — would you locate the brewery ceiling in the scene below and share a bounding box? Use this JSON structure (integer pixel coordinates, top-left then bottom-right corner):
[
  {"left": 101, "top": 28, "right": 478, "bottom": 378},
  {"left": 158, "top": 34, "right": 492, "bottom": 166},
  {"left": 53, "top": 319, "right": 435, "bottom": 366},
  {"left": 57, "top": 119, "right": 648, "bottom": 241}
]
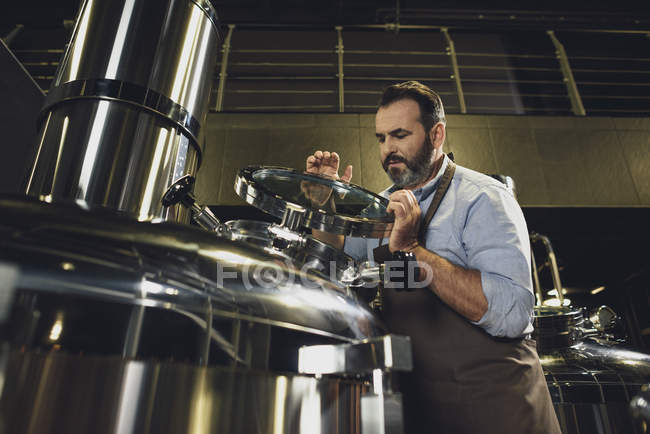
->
[{"left": 1, "top": 0, "right": 647, "bottom": 31}]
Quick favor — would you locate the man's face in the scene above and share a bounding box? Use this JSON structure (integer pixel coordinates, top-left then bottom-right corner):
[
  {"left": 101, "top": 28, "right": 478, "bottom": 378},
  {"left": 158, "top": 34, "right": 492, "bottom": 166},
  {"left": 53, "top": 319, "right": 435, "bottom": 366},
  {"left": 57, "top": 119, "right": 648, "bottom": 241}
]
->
[{"left": 375, "top": 99, "right": 435, "bottom": 188}]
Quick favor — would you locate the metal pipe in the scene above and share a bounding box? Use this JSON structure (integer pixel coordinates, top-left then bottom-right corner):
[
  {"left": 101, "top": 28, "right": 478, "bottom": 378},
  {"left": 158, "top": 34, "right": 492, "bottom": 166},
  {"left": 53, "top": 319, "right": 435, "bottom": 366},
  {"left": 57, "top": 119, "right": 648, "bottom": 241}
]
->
[
  {"left": 10, "top": 49, "right": 65, "bottom": 54},
  {"left": 347, "top": 49, "right": 446, "bottom": 55},
  {"left": 229, "top": 61, "right": 334, "bottom": 67},
  {"left": 215, "top": 24, "right": 235, "bottom": 112},
  {"left": 468, "top": 106, "right": 568, "bottom": 112},
  {"left": 231, "top": 75, "right": 334, "bottom": 80},
  {"left": 230, "top": 21, "right": 650, "bottom": 35},
  {"left": 162, "top": 175, "right": 224, "bottom": 233},
  {"left": 1, "top": 24, "right": 24, "bottom": 47},
  {"left": 227, "top": 89, "right": 336, "bottom": 94},
  {"left": 582, "top": 95, "right": 650, "bottom": 99},
  {"left": 573, "top": 67, "right": 650, "bottom": 74},
  {"left": 457, "top": 52, "right": 555, "bottom": 59},
  {"left": 230, "top": 61, "right": 454, "bottom": 68},
  {"left": 226, "top": 105, "right": 337, "bottom": 110},
  {"left": 547, "top": 30, "right": 586, "bottom": 116},
  {"left": 458, "top": 65, "right": 560, "bottom": 71},
  {"left": 232, "top": 48, "right": 334, "bottom": 53},
  {"left": 441, "top": 27, "right": 467, "bottom": 114},
  {"left": 230, "top": 75, "right": 447, "bottom": 81},
  {"left": 464, "top": 91, "right": 567, "bottom": 97},
  {"left": 335, "top": 26, "right": 344, "bottom": 113},
  {"left": 530, "top": 247, "right": 544, "bottom": 307},
  {"left": 530, "top": 232, "right": 564, "bottom": 305},
  {"left": 342, "top": 90, "right": 455, "bottom": 95},
  {"left": 462, "top": 78, "right": 563, "bottom": 84}
]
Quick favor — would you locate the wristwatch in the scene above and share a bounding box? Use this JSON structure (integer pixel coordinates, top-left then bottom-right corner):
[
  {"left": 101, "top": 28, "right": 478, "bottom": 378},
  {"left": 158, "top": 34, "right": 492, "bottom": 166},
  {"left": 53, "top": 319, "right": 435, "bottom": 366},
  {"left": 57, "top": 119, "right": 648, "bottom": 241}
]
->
[{"left": 386, "top": 250, "right": 420, "bottom": 291}]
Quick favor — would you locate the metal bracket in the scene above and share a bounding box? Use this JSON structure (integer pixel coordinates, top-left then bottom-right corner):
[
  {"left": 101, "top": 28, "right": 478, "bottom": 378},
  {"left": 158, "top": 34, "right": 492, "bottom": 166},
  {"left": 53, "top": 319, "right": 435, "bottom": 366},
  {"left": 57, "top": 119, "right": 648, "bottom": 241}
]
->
[
  {"left": 335, "top": 26, "right": 345, "bottom": 113},
  {"left": 547, "top": 30, "right": 586, "bottom": 116},
  {"left": 299, "top": 335, "right": 411, "bottom": 434},
  {"left": 215, "top": 24, "right": 235, "bottom": 112},
  {"left": 298, "top": 334, "right": 412, "bottom": 375},
  {"left": 441, "top": 27, "right": 467, "bottom": 114},
  {"left": 530, "top": 232, "right": 565, "bottom": 306}
]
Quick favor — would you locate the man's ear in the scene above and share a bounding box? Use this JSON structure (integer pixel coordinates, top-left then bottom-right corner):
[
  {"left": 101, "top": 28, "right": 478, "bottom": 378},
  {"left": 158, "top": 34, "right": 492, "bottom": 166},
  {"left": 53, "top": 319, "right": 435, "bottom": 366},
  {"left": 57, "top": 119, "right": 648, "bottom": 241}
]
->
[{"left": 430, "top": 122, "right": 445, "bottom": 149}]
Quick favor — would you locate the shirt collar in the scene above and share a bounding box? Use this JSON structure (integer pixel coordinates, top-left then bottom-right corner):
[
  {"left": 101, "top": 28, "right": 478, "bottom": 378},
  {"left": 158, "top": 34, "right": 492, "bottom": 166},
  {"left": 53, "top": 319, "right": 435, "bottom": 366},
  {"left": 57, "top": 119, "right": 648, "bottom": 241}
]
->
[{"left": 387, "top": 153, "right": 450, "bottom": 202}]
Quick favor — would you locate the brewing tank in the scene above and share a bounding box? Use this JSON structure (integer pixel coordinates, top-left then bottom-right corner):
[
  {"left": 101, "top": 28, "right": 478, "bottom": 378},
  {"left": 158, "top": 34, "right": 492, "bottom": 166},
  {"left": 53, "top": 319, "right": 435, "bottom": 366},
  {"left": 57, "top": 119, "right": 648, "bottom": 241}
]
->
[{"left": 24, "top": 0, "right": 220, "bottom": 223}]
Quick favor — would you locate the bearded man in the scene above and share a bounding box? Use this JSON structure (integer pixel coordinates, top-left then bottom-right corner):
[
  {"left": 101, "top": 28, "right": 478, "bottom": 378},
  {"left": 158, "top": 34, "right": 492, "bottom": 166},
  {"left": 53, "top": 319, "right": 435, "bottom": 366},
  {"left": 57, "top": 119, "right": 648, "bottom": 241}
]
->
[{"left": 305, "top": 81, "right": 561, "bottom": 434}]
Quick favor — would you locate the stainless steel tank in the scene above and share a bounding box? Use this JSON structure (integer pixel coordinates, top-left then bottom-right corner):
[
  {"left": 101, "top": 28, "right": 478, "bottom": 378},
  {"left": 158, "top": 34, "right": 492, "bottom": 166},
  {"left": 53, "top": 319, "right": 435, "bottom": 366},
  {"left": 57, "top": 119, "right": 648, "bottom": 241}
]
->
[
  {"left": 24, "top": 0, "right": 220, "bottom": 223},
  {"left": 0, "top": 194, "right": 410, "bottom": 434},
  {"left": 4, "top": 1, "right": 413, "bottom": 432},
  {"left": 531, "top": 233, "right": 650, "bottom": 434}
]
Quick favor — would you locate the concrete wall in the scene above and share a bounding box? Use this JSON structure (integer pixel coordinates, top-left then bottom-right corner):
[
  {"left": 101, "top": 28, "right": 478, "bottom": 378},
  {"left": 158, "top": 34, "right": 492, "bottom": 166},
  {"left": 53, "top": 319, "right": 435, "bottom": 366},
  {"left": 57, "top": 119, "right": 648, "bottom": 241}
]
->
[{"left": 195, "top": 113, "right": 650, "bottom": 207}]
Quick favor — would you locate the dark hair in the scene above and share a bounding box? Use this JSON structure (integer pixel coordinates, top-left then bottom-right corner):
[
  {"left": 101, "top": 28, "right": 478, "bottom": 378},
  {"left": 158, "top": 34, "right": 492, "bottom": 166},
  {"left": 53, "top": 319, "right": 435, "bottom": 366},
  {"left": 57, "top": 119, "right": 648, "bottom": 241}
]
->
[{"left": 378, "top": 81, "right": 446, "bottom": 132}]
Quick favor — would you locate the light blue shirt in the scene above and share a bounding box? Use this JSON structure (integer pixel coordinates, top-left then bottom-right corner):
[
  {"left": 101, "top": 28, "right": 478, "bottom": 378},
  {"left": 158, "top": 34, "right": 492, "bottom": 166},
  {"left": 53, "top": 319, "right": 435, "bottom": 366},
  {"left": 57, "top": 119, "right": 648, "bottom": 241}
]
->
[{"left": 344, "top": 155, "right": 535, "bottom": 338}]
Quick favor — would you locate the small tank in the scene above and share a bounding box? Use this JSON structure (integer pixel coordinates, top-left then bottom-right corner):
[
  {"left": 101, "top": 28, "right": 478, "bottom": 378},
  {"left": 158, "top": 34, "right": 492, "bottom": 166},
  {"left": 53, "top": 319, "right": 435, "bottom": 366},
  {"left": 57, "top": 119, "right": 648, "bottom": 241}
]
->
[{"left": 530, "top": 232, "right": 650, "bottom": 434}]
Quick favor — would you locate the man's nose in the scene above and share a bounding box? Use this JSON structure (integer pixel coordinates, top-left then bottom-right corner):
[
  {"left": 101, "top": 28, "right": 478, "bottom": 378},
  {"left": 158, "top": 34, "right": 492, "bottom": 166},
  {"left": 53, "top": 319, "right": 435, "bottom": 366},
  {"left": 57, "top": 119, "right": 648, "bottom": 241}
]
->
[{"left": 381, "top": 137, "right": 398, "bottom": 155}]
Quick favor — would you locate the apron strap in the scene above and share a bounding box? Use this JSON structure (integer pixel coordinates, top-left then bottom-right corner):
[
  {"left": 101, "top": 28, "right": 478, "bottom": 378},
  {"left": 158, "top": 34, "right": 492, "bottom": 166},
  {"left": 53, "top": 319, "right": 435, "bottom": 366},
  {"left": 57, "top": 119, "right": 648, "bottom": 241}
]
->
[{"left": 418, "top": 159, "right": 456, "bottom": 248}]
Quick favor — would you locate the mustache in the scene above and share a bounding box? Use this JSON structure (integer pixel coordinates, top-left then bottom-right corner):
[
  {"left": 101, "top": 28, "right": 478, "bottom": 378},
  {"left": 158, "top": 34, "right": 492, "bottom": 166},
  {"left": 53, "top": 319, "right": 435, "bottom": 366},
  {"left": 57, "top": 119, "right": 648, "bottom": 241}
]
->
[{"left": 382, "top": 153, "right": 408, "bottom": 170}]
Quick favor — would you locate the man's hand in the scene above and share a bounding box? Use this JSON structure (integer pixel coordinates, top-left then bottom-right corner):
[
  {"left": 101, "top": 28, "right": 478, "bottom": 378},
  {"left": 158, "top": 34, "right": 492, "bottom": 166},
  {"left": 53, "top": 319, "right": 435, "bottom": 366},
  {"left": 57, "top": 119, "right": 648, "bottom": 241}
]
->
[
  {"left": 306, "top": 151, "right": 352, "bottom": 182},
  {"left": 387, "top": 189, "right": 488, "bottom": 322},
  {"left": 305, "top": 151, "right": 351, "bottom": 250},
  {"left": 387, "top": 189, "right": 421, "bottom": 253}
]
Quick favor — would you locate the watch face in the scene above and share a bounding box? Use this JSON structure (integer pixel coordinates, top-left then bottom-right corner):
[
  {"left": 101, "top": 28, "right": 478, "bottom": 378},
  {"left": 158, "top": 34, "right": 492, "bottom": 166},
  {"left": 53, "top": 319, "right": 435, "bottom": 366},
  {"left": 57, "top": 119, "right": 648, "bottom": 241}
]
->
[
  {"left": 392, "top": 250, "right": 415, "bottom": 261},
  {"left": 385, "top": 250, "right": 419, "bottom": 291}
]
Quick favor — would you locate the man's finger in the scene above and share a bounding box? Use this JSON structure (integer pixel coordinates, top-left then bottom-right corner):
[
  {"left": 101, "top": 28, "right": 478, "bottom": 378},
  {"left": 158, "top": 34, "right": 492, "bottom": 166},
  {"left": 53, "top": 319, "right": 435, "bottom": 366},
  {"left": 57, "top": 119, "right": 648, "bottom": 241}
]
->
[
  {"left": 403, "top": 189, "right": 419, "bottom": 211},
  {"left": 314, "top": 150, "right": 323, "bottom": 159},
  {"left": 389, "top": 190, "right": 421, "bottom": 224},
  {"left": 387, "top": 201, "right": 406, "bottom": 219},
  {"left": 306, "top": 155, "right": 318, "bottom": 168},
  {"left": 389, "top": 190, "right": 410, "bottom": 206}
]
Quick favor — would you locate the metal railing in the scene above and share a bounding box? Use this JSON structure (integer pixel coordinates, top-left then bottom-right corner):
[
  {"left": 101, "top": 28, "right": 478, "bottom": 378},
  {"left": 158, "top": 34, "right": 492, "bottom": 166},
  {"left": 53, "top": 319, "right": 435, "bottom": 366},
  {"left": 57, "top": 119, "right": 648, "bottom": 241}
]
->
[{"left": 9, "top": 22, "right": 650, "bottom": 116}]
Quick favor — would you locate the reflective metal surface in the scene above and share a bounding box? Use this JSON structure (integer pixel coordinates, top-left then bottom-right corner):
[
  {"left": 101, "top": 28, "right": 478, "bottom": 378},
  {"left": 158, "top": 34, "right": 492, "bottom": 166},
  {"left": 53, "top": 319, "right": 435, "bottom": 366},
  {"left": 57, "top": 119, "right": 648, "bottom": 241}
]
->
[
  {"left": 25, "top": 0, "right": 220, "bottom": 223},
  {"left": 541, "top": 339, "right": 650, "bottom": 434},
  {"left": 226, "top": 219, "right": 358, "bottom": 284},
  {"left": 52, "top": 0, "right": 218, "bottom": 120},
  {"left": 0, "top": 195, "right": 399, "bottom": 434},
  {"left": 298, "top": 335, "right": 412, "bottom": 375},
  {"left": 0, "top": 348, "right": 368, "bottom": 434},
  {"left": 26, "top": 100, "right": 200, "bottom": 222},
  {"left": 531, "top": 232, "right": 650, "bottom": 433},
  {"left": 630, "top": 384, "right": 650, "bottom": 426},
  {"left": 588, "top": 305, "right": 619, "bottom": 332},
  {"left": 235, "top": 166, "right": 394, "bottom": 237},
  {"left": 531, "top": 232, "right": 565, "bottom": 306},
  {"left": 533, "top": 306, "right": 585, "bottom": 352},
  {"left": 299, "top": 335, "right": 412, "bottom": 434},
  {"left": 163, "top": 175, "right": 226, "bottom": 233},
  {"left": 0, "top": 195, "right": 385, "bottom": 357}
]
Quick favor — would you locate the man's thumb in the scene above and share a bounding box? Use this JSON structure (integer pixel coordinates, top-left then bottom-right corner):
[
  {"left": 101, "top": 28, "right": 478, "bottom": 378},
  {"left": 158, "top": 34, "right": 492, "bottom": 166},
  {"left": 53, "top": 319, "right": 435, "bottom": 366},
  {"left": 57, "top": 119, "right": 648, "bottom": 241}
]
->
[{"left": 341, "top": 165, "right": 353, "bottom": 183}]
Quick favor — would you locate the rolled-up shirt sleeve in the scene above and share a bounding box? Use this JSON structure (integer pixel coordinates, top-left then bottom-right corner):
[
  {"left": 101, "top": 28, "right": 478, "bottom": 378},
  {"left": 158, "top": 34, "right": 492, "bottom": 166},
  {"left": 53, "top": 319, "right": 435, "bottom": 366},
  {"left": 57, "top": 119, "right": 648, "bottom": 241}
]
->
[{"left": 461, "top": 184, "right": 535, "bottom": 338}]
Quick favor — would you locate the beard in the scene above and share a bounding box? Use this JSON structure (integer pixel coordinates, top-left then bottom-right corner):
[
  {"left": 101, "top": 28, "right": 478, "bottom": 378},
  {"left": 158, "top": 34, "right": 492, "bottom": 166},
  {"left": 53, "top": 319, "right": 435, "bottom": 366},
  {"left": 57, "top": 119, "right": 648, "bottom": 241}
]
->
[{"left": 382, "top": 134, "right": 436, "bottom": 188}]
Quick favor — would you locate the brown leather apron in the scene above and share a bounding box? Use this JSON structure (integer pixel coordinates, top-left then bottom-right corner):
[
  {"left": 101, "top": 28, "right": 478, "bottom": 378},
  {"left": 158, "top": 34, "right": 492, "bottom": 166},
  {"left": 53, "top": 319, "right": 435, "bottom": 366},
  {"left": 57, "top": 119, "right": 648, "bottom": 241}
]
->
[{"left": 376, "top": 160, "right": 561, "bottom": 434}]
